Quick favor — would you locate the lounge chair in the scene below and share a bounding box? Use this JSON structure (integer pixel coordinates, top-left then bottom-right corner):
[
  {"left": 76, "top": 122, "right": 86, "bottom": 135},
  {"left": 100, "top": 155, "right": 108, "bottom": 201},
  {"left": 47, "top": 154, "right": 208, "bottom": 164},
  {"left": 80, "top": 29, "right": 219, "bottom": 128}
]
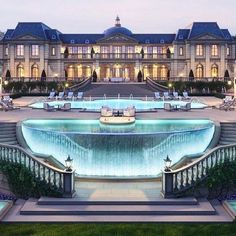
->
[
  {"left": 48, "top": 91, "right": 56, "bottom": 100},
  {"left": 173, "top": 92, "right": 180, "bottom": 100},
  {"left": 0, "top": 101, "right": 20, "bottom": 111},
  {"left": 76, "top": 92, "right": 84, "bottom": 100},
  {"left": 66, "top": 92, "right": 74, "bottom": 100},
  {"left": 223, "top": 96, "right": 234, "bottom": 103},
  {"left": 2, "top": 95, "right": 13, "bottom": 104},
  {"left": 219, "top": 99, "right": 236, "bottom": 111},
  {"left": 154, "top": 92, "right": 161, "bottom": 100},
  {"left": 180, "top": 102, "right": 191, "bottom": 111},
  {"left": 58, "top": 92, "right": 65, "bottom": 100},
  {"left": 164, "top": 103, "right": 176, "bottom": 111},
  {"left": 43, "top": 103, "right": 56, "bottom": 112},
  {"left": 101, "top": 106, "right": 113, "bottom": 117},
  {"left": 60, "top": 103, "right": 71, "bottom": 111},
  {"left": 183, "top": 92, "right": 190, "bottom": 100},
  {"left": 123, "top": 106, "right": 136, "bottom": 117},
  {"left": 163, "top": 92, "right": 171, "bottom": 100}
]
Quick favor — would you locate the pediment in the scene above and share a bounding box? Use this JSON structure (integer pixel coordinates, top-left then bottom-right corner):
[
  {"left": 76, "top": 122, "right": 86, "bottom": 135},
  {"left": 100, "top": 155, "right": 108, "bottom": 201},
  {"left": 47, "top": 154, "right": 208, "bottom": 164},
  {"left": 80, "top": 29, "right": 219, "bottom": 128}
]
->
[
  {"left": 97, "top": 34, "right": 137, "bottom": 43},
  {"left": 14, "top": 34, "right": 43, "bottom": 41},
  {"left": 191, "top": 33, "right": 223, "bottom": 41}
]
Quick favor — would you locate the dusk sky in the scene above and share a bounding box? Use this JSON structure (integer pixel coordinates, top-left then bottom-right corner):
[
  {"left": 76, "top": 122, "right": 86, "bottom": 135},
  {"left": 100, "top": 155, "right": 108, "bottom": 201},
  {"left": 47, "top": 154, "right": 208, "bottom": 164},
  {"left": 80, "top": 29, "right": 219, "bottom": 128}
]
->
[{"left": 1, "top": 0, "right": 236, "bottom": 34}]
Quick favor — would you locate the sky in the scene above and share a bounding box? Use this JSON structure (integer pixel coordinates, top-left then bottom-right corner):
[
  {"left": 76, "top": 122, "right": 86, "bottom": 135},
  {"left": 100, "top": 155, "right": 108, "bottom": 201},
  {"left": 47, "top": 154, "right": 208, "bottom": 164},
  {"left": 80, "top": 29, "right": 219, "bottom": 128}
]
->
[{"left": 0, "top": 0, "right": 236, "bottom": 35}]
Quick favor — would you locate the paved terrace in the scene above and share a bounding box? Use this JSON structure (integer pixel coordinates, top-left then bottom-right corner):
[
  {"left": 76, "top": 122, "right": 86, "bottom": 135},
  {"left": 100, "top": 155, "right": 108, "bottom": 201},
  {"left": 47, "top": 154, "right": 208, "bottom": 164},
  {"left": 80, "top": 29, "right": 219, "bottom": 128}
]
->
[{"left": 0, "top": 95, "right": 234, "bottom": 123}]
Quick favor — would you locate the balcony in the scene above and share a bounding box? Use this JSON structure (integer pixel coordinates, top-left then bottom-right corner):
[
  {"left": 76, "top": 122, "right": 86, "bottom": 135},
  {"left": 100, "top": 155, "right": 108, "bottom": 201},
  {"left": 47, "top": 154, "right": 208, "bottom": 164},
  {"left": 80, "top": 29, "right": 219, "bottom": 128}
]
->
[{"left": 62, "top": 53, "right": 173, "bottom": 60}]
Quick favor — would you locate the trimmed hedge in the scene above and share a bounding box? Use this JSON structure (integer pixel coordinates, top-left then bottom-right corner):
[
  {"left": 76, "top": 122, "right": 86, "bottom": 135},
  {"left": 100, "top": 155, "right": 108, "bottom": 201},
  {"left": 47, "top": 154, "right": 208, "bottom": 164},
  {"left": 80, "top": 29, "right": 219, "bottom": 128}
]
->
[{"left": 0, "top": 160, "right": 63, "bottom": 199}]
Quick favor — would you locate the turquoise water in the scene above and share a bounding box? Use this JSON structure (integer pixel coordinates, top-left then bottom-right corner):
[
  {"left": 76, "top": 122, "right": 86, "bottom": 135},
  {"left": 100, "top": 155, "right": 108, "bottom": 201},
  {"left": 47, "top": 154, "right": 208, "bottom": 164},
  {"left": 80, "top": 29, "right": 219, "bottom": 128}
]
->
[
  {"left": 29, "top": 99, "right": 207, "bottom": 110},
  {"left": 228, "top": 201, "right": 236, "bottom": 212},
  {"left": 21, "top": 119, "right": 215, "bottom": 177},
  {"left": 0, "top": 201, "right": 8, "bottom": 211}
]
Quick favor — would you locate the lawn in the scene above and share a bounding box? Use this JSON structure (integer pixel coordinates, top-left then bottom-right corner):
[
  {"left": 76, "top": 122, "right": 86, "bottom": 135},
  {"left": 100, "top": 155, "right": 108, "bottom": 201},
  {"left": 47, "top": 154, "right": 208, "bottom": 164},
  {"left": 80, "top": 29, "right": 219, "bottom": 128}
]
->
[{"left": 0, "top": 223, "right": 235, "bottom": 236}]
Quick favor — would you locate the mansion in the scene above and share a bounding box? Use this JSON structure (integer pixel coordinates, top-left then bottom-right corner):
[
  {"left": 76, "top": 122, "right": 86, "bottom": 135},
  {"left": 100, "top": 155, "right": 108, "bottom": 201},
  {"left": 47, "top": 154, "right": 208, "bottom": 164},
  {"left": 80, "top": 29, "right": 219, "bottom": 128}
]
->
[{"left": 0, "top": 17, "right": 235, "bottom": 81}]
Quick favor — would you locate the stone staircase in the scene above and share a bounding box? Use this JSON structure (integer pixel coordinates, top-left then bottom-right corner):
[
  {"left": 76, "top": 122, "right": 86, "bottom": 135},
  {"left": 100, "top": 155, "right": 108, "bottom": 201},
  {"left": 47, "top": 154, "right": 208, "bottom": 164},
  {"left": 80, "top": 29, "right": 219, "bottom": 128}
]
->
[
  {"left": 219, "top": 122, "right": 236, "bottom": 146},
  {"left": 1, "top": 197, "right": 230, "bottom": 222},
  {"left": 0, "top": 122, "right": 18, "bottom": 145}
]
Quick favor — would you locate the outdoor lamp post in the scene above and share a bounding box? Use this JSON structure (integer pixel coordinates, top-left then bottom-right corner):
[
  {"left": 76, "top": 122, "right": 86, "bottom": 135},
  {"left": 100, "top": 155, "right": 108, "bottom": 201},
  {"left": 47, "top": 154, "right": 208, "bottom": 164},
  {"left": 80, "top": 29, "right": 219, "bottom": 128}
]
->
[
  {"left": 164, "top": 155, "right": 172, "bottom": 172},
  {"left": 65, "top": 155, "right": 73, "bottom": 172},
  {"left": 0, "top": 77, "right": 2, "bottom": 95}
]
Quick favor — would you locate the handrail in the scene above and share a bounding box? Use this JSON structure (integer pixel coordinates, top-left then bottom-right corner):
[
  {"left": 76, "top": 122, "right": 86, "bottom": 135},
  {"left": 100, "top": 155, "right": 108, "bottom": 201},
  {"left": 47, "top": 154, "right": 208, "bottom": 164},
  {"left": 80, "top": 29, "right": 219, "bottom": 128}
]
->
[
  {"left": 0, "top": 143, "right": 75, "bottom": 198},
  {"left": 162, "top": 143, "right": 236, "bottom": 198},
  {"left": 68, "top": 77, "right": 91, "bottom": 91},
  {"left": 146, "top": 77, "right": 168, "bottom": 92}
]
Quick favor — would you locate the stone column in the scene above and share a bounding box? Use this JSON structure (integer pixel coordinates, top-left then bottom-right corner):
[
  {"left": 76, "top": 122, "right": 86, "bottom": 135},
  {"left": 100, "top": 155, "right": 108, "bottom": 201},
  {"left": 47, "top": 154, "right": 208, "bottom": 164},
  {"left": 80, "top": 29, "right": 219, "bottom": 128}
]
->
[
  {"left": 220, "top": 44, "right": 226, "bottom": 77},
  {"left": 9, "top": 45, "right": 15, "bottom": 77},
  {"left": 205, "top": 45, "right": 210, "bottom": 77},
  {"left": 24, "top": 45, "right": 30, "bottom": 77}
]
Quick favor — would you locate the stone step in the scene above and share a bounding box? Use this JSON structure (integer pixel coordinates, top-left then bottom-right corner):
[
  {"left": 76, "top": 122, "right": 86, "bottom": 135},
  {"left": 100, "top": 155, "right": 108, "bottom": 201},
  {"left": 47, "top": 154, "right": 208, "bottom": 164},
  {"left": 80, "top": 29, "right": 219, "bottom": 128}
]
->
[
  {"left": 0, "top": 137, "right": 17, "bottom": 142},
  {"left": 219, "top": 137, "right": 236, "bottom": 141},
  {"left": 1, "top": 141, "right": 18, "bottom": 145},
  {"left": 0, "top": 134, "right": 16, "bottom": 139},
  {"left": 218, "top": 141, "right": 233, "bottom": 146},
  {"left": 20, "top": 199, "right": 216, "bottom": 216},
  {"left": 38, "top": 197, "right": 198, "bottom": 206}
]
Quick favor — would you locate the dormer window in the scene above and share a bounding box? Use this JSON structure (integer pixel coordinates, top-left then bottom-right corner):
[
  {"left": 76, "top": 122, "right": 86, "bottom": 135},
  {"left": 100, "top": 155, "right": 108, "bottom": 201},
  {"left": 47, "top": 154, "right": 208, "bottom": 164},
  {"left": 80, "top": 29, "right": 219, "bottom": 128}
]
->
[
  {"left": 179, "top": 35, "right": 183, "bottom": 40},
  {"left": 85, "top": 39, "right": 90, "bottom": 44},
  {"left": 52, "top": 35, "right": 56, "bottom": 40},
  {"left": 6, "top": 35, "right": 9, "bottom": 39},
  {"left": 160, "top": 39, "right": 165, "bottom": 44},
  {"left": 70, "top": 39, "right": 75, "bottom": 44},
  {"left": 145, "top": 39, "right": 150, "bottom": 44}
]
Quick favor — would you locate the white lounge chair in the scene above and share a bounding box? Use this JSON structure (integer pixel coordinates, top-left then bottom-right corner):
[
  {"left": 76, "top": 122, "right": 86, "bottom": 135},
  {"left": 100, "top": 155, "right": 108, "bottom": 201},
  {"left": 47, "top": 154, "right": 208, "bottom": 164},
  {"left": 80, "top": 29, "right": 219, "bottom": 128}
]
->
[
  {"left": 154, "top": 92, "right": 161, "bottom": 100},
  {"left": 223, "top": 96, "right": 234, "bottom": 103},
  {"left": 66, "top": 92, "right": 74, "bottom": 100},
  {"left": 2, "top": 95, "right": 13, "bottom": 104},
  {"left": 58, "top": 92, "right": 65, "bottom": 100},
  {"left": 0, "top": 101, "right": 20, "bottom": 111},
  {"left": 76, "top": 92, "right": 84, "bottom": 100},
  {"left": 180, "top": 102, "right": 191, "bottom": 111},
  {"left": 173, "top": 92, "right": 180, "bottom": 100},
  {"left": 183, "top": 92, "right": 190, "bottom": 100},
  {"left": 163, "top": 92, "right": 171, "bottom": 100},
  {"left": 101, "top": 106, "right": 113, "bottom": 117},
  {"left": 48, "top": 91, "right": 56, "bottom": 100},
  {"left": 60, "top": 103, "right": 71, "bottom": 111},
  {"left": 43, "top": 103, "right": 56, "bottom": 112}
]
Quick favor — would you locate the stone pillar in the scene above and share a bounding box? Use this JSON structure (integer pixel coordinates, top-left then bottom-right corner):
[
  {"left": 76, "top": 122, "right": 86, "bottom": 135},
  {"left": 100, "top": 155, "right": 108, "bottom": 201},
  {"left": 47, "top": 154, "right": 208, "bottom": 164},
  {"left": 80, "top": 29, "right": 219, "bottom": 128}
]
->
[
  {"left": 161, "top": 171, "right": 174, "bottom": 199},
  {"left": 220, "top": 44, "right": 226, "bottom": 77},
  {"left": 190, "top": 45, "right": 195, "bottom": 73},
  {"left": 25, "top": 45, "right": 30, "bottom": 77},
  {"left": 63, "top": 170, "right": 76, "bottom": 198},
  {"left": 9, "top": 45, "right": 15, "bottom": 77}
]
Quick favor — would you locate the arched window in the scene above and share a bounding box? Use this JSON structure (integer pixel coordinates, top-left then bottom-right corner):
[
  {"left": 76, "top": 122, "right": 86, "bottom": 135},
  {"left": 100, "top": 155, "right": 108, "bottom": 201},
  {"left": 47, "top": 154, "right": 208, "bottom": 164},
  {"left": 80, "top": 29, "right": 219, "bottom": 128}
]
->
[
  {"left": 67, "top": 65, "right": 75, "bottom": 78},
  {"left": 211, "top": 64, "right": 218, "bottom": 78},
  {"left": 31, "top": 64, "right": 39, "bottom": 78},
  {"left": 196, "top": 64, "right": 203, "bottom": 78},
  {"left": 17, "top": 64, "right": 24, "bottom": 78},
  {"left": 160, "top": 65, "right": 168, "bottom": 78}
]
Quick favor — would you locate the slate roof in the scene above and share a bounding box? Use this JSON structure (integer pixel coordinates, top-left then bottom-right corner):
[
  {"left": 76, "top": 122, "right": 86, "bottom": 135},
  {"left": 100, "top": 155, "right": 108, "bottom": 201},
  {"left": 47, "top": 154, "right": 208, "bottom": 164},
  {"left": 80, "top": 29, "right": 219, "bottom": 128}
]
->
[{"left": 1, "top": 21, "right": 233, "bottom": 44}]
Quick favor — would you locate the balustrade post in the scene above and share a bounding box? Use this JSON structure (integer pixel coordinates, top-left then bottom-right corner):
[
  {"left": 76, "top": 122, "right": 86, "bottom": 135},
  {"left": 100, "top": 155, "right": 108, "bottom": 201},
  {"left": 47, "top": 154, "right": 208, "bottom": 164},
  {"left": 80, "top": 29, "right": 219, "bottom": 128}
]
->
[
  {"left": 161, "top": 171, "right": 174, "bottom": 198},
  {"left": 63, "top": 170, "right": 76, "bottom": 198}
]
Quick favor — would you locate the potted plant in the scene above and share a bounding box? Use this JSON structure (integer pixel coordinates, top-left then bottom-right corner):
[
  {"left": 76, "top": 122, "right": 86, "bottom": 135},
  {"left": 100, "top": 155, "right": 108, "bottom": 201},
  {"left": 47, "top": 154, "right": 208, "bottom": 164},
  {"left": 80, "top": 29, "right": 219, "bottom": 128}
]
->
[{"left": 137, "top": 70, "right": 143, "bottom": 82}]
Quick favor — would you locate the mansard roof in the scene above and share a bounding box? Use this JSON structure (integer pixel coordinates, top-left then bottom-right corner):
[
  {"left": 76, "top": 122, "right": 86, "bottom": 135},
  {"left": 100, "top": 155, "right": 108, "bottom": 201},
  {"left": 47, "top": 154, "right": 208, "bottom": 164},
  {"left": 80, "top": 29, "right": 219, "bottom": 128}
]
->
[{"left": 1, "top": 21, "right": 233, "bottom": 44}]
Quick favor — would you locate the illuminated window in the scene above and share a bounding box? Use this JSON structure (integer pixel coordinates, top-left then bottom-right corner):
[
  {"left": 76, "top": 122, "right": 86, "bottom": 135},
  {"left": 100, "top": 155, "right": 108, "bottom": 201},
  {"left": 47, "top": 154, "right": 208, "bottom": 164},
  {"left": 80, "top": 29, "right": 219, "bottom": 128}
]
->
[
  {"left": 51, "top": 47, "right": 56, "bottom": 56},
  {"left": 179, "top": 47, "right": 183, "bottom": 56},
  {"left": 32, "top": 45, "right": 39, "bottom": 56},
  {"left": 17, "top": 64, "right": 24, "bottom": 77},
  {"left": 31, "top": 64, "right": 39, "bottom": 78},
  {"left": 211, "top": 45, "right": 218, "bottom": 56},
  {"left": 196, "top": 45, "right": 203, "bottom": 56},
  {"left": 196, "top": 64, "right": 203, "bottom": 78},
  {"left": 211, "top": 64, "right": 218, "bottom": 77},
  {"left": 16, "top": 45, "right": 24, "bottom": 56},
  {"left": 5, "top": 47, "right": 8, "bottom": 56},
  {"left": 227, "top": 47, "right": 230, "bottom": 56}
]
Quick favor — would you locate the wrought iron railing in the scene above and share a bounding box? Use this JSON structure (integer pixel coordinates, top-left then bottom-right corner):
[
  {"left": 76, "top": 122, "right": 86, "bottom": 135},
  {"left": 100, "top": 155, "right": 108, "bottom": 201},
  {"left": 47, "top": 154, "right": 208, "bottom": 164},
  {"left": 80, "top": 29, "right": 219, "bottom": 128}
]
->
[
  {"left": 162, "top": 144, "right": 236, "bottom": 198},
  {"left": 0, "top": 143, "right": 75, "bottom": 198}
]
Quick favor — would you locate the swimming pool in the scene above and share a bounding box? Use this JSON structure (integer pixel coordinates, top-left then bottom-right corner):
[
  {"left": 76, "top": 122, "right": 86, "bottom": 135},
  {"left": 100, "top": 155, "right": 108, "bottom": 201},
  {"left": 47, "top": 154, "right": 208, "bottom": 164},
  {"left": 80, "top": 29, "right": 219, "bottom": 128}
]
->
[
  {"left": 224, "top": 201, "right": 236, "bottom": 219},
  {"left": 0, "top": 201, "right": 13, "bottom": 221},
  {"left": 21, "top": 119, "right": 215, "bottom": 177},
  {"left": 29, "top": 99, "right": 207, "bottom": 111}
]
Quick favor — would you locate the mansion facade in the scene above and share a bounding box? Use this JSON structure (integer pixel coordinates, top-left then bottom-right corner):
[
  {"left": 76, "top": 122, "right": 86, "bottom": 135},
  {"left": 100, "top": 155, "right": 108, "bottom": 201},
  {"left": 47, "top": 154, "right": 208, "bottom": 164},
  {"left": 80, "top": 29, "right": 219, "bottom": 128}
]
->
[{"left": 0, "top": 17, "right": 235, "bottom": 81}]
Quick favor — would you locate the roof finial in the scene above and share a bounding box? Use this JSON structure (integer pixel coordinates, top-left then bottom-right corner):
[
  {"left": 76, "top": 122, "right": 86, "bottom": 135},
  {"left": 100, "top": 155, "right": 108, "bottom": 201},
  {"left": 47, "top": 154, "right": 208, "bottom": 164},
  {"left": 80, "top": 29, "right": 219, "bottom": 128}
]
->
[{"left": 115, "top": 16, "right": 121, "bottom": 27}]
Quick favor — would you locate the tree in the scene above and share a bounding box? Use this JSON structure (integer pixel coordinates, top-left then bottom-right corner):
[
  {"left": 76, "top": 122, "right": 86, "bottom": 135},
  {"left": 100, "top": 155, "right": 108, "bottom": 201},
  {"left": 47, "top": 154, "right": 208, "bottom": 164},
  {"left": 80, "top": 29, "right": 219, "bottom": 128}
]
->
[
  {"left": 137, "top": 70, "right": 143, "bottom": 82},
  {"left": 92, "top": 70, "right": 98, "bottom": 82},
  {"left": 140, "top": 48, "right": 144, "bottom": 59},
  {"left": 189, "top": 69, "right": 194, "bottom": 81},
  {"left": 166, "top": 48, "right": 171, "bottom": 59},
  {"left": 224, "top": 70, "right": 230, "bottom": 82},
  {"left": 65, "top": 70, "right": 68, "bottom": 81},
  {"left": 5, "top": 70, "right": 11, "bottom": 80},
  {"left": 41, "top": 70, "right": 47, "bottom": 82},
  {"left": 91, "top": 47, "right": 95, "bottom": 59},
  {"left": 64, "top": 47, "right": 69, "bottom": 59}
]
